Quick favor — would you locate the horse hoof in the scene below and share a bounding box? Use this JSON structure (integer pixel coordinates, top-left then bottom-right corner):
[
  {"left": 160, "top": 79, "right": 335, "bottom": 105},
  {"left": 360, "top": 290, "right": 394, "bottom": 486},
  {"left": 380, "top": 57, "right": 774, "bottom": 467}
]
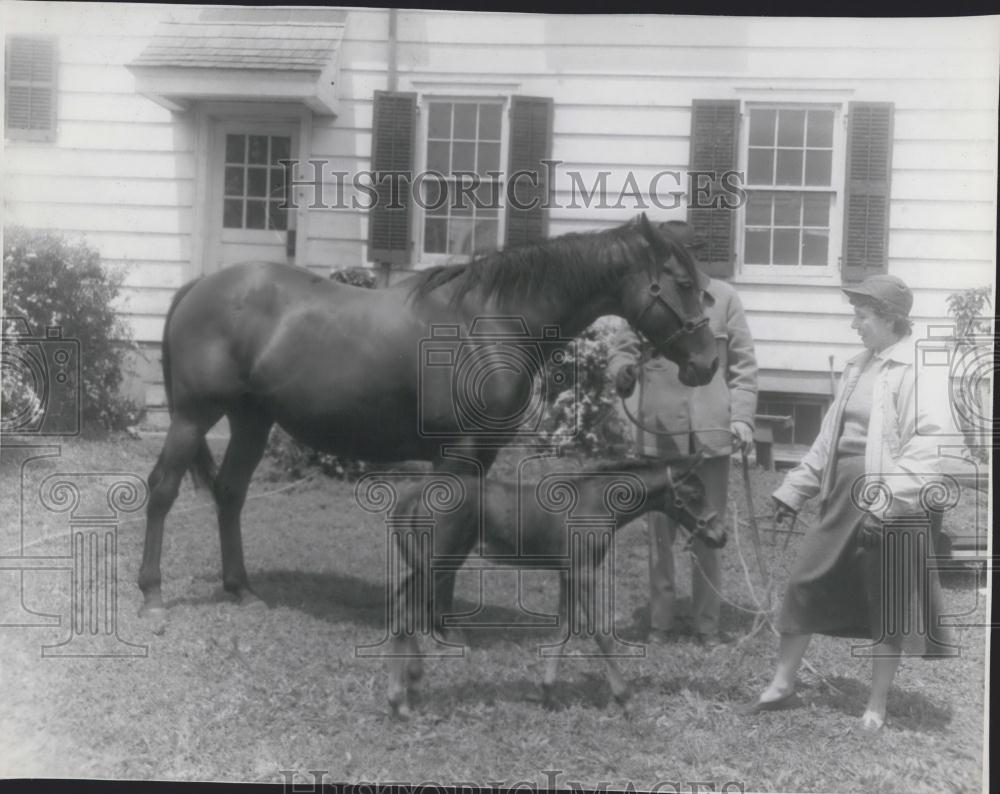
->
[
  {"left": 138, "top": 603, "right": 167, "bottom": 620},
  {"left": 238, "top": 590, "right": 268, "bottom": 609},
  {"left": 390, "top": 701, "right": 411, "bottom": 721},
  {"left": 407, "top": 661, "right": 424, "bottom": 684}
]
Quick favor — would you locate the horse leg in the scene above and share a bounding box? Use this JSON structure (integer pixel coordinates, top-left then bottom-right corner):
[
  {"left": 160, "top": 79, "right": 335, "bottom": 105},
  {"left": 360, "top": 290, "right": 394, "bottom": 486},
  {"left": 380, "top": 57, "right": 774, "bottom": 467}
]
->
[
  {"left": 213, "top": 404, "right": 273, "bottom": 604},
  {"left": 541, "top": 570, "right": 569, "bottom": 710},
  {"left": 577, "top": 566, "right": 631, "bottom": 716},
  {"left": 388, "top": 570, "right": 425, "bottom": 719},
  {"left": 139, "top": 414, "right": 213, "bottom": 619}
]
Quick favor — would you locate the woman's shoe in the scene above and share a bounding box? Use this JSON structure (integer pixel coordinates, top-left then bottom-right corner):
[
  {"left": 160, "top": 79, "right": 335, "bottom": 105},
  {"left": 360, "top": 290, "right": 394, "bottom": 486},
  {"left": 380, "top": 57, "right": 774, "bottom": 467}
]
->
[{"left": 736, "top": 690, "right": 801, "bottom": 715}]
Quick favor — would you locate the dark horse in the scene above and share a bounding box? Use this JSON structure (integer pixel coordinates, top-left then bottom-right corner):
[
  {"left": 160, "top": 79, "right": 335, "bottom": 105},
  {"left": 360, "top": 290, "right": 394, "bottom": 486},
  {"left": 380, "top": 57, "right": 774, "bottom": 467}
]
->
[
  {"left": 139, "top": 214, "right": 719, "bottom": 619},
  {"left": 384, "top": 455, "right": 723, "bottom": 719}
]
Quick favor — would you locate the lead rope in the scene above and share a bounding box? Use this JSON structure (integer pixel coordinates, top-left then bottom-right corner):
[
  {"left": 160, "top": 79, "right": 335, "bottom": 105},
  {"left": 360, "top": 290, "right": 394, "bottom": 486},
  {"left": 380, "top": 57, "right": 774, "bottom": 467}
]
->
[{"left": 621, "top": 366, "right": 845, "bottom": 695}]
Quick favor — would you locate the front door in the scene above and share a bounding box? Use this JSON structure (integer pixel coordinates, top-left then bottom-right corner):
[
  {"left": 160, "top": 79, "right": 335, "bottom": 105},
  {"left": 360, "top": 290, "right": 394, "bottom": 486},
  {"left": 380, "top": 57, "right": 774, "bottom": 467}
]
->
[{"left": 207, "top": 120, "right": 299, "bottom": 269}]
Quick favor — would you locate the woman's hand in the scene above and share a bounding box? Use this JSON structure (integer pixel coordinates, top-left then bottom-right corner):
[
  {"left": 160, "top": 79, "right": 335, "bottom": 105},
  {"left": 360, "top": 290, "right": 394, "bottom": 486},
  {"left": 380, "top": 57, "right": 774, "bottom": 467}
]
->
[{"left": 772, "top": 497, "right": 797, "bottom": 527}]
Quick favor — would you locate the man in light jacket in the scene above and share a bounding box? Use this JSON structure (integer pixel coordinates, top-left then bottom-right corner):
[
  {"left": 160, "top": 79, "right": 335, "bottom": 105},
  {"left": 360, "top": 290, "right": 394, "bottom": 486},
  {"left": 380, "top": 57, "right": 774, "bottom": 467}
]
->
[{"left": 609, "top": 274, "right": 757, "bottom": 648}]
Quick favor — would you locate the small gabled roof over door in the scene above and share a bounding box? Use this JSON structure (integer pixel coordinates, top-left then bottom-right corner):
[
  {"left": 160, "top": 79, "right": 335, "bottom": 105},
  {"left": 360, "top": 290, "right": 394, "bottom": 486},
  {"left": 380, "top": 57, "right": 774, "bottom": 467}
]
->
[{"left": 127, "top": 7, "right": 345, "bottom": 115}]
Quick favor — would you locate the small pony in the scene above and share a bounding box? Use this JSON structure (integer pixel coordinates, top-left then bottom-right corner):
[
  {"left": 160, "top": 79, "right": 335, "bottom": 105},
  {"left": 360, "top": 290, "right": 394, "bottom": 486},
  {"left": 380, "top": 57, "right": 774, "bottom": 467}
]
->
[{"left": 385, "top": 454, "right": 722, "bottom": 718}]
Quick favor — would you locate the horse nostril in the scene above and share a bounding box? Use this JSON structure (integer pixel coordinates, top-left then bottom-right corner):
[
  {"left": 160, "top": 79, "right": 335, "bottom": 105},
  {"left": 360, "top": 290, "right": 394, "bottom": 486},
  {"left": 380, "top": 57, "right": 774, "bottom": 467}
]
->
[{"left": 674, "top": 499, "right": 685, "bottom": 508}]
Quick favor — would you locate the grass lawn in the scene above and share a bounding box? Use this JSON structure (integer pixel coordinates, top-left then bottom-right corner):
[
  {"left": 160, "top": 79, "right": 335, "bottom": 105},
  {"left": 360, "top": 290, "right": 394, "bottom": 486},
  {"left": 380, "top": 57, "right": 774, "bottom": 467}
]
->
[{"left": 0, "top": 435, "right": 989, "bottom": 790}]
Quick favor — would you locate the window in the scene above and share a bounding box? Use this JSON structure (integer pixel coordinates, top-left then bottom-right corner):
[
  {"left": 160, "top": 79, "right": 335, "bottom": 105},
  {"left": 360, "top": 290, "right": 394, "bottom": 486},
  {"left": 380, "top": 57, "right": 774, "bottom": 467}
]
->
[
  {"left": 421, "top": 99, "right": 504, "bottom": 258},
  {"left": 741, "top": 106, "right": 841, "bottom": 272},
  {"left": 758, "top": 393, "right": 827, "bottom": 446},
  {"left": 4, "top": 36, "right": 57, "bottom": 141},
  {"left": 222, "top": 133, "right": 291, "bottom": 231}
]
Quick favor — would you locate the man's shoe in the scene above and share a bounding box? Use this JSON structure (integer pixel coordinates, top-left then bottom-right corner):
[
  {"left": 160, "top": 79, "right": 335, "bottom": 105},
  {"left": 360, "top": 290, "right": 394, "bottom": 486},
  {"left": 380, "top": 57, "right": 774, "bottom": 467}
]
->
[
  {"left": 647, "top": 629, "right": 680, "bottom": 646},
  {"left": 695, "top": 631, "right": 732, "bottom": 649}
]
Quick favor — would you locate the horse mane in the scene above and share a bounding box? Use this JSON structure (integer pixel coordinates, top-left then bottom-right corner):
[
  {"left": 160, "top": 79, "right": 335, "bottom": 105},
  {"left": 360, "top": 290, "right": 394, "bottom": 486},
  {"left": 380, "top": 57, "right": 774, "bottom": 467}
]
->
[{"left": 406, "top": 217, "right": 701, "bottom": 309}]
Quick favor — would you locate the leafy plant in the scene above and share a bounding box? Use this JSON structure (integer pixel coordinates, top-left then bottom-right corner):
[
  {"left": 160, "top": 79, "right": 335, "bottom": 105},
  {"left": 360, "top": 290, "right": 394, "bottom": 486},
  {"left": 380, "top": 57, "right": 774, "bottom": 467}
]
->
[
  {"left": 2, "top": 227, "right": 143, "bottom": 433},
  {"left": 946, "top": 285, "right": 993, "bottom": 339}
]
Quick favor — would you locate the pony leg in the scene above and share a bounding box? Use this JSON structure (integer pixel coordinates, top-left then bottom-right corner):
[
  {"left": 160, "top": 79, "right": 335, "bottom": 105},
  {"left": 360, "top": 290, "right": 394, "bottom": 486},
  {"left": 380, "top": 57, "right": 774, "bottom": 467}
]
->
[
  {"left": 541, "top": 570, "right": 569, "bottom": 710},
  {"left": 214, "top": 404, "right": 273, "bottom": 603},
  {"left": 139, "top": 415, "right": 209, "bottom": 619},
  {"left": 577, "top": 567, "right": 631, "bottom": 716},
  {"left": 388, "top": 570, "right": 425, "bottom": 719}
]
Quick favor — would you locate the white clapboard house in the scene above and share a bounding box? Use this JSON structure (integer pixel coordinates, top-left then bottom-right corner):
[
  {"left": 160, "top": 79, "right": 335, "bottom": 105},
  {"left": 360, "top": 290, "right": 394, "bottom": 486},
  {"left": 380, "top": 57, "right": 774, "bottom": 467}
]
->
[{"left": 2, "top": 4, "right": 997, "bottom": 446}]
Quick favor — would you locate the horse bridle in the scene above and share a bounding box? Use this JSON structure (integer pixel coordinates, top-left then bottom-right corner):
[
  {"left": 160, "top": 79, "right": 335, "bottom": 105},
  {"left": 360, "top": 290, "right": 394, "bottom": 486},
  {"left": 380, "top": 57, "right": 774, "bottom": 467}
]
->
[
  {"left": 630, "top": 262, "right": 710, "bottom": 351},
  {"left": 664, "top": 449, "right": 719, "bottom": 543}
]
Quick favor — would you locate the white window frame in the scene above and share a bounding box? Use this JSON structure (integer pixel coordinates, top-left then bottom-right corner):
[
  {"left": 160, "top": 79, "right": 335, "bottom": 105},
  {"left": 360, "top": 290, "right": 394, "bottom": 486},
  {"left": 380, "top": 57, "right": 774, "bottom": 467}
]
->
[
  {"left": 736, "top": 101, "right": 847, "bottom": 284},
  {"left": 413, "top": 94, "right": 511, "bottom": 266}
]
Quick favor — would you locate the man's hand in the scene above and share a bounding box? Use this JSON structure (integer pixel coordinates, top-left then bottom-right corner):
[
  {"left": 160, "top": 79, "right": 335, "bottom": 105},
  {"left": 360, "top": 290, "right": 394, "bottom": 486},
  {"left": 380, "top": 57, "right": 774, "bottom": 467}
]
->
[
  {"left": 772, "top": 497, "right": 797, "bottom": 527},
  {"left": 614, "top": 364, "right": 638, "bottom": 399},
  {"left": 857, "top": 515, "right": 883, "bottom": 551},
  {"left": 731, "top": 420, "right": 755, "bottom": 454}
]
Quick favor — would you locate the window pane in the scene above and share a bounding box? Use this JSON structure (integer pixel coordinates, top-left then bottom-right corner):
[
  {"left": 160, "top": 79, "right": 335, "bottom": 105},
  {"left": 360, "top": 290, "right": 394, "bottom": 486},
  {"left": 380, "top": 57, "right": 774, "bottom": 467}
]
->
[
  {"left": 452, "top": 141, "right": 475, "bottom": 173},
  {"left": 802, "top": 229, "right": 829, "bottom": 265},
  {"left": 423, "top": 177, "right": 448, "bottom": 215},
  {"left": 223, "top": 199, "right": 243, "bottom": 228},
  {"left": 775, "top": 149, "right": 803, "bottom": 185},
  {"left": 270, "top": 136, "right": 291, "bottom": 165},
  {"left": 803, "top": 193, "right": 831, "bottom": 226},
  {"left": 428, "top": 103, "right": 451, "bottom": 139},
  {"left": 745, "top": 192, "right": 772, "bottom": 226},
  {"left": 247, "top": 167, "right": 268, "bottom": 197},
  {"left": 477, "top": 141, "right": 500, "bottom": 177},
  {"left": 749, "top": 109, "right": 777, "bottom": 146},
  {"left": 270, "top": 167, "right": 286, "bottom": 199},
  {"left": 804, "top": 150, "right": 832, "bottom": 186},
  {"left": 451, "top": 183, "right": 474, "bottom": 216},
  {"left": 773, "top": 193, "right": 801, "bottom": 226},
  {"left": 427, "top": 141, "right": 450, "bottom": 175},
  {"left": 245, "top": 200, "right": 266, "bottom": 229},
  {"left": 248, "top": 136, "right": 269, "bottom": 165},
  {"left": 773, "top": 229, "right": 800, "bottom": 264},
  {"left": 453, "top": 104, "right": 477, "bottom": 139},
  {"left": 268, "top": 201, "right": 287, "bottom": 231},
  {"left": 747, "top": 149, "right": 774, "bottom": 184},
  {"left": 424, "top": 218, "right": 447, "bottom": 253},
  {"left": 475, "top": 180, "right": 500, "bottom": 211},
  {"left": 474, "top": 218, "right": 499, "bottom": 253},
  {"left": 225, "top": 134, "right": 245, "bottom": 164},
  {"left": 745, "top": 230, "right": 770, "bottom": 264},
  {"left": 777, "top": 110, "right": 805, "bottom": 147},
  {"left": 224, "top": 167, "right": 244, "bottom": 196},
  {"left": 806, "top": 110, "right": 834, "bottom": 148},
  {"left": 479, "top": 104, "right": 502, "bottom": 141},
  {"left": 448, "top": 218, "right": 474, "bottom": 254}
]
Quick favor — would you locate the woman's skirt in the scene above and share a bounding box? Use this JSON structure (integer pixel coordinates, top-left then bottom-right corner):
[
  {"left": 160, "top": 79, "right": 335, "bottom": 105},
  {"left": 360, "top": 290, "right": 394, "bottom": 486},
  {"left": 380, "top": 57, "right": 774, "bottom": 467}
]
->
[{"left": 776, "top": 454, "right": 957, "bottom": 658}]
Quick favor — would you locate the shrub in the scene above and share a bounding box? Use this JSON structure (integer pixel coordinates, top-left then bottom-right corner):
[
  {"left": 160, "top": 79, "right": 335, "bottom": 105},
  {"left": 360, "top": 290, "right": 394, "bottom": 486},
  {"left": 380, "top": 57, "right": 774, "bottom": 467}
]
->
[
  {"left": 2, "top": 227, "right": 143, "bottom": 433},
  {"left": 534, "top": 317, "right": 630, "bottom": 456}
]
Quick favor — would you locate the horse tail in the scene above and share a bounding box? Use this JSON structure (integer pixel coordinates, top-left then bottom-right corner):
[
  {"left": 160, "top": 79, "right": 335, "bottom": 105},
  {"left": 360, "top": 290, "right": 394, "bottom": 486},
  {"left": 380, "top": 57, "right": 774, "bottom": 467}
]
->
[{"left": 160, "top": 277, "right": 217, "bottom": 492}]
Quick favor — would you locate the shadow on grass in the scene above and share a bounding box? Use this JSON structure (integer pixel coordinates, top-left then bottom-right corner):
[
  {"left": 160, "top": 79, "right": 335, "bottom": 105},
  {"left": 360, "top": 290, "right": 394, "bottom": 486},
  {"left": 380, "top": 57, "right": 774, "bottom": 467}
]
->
[{"left": 814, "top": 675, "right": 953, "bottom": 732}]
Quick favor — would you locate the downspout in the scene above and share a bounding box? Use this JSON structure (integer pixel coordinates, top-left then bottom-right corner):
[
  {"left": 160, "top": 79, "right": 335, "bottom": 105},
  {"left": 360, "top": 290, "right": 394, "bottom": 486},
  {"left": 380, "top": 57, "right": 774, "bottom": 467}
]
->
[{"left": 380, "top": 7, "right": 399, "bottom": 286}]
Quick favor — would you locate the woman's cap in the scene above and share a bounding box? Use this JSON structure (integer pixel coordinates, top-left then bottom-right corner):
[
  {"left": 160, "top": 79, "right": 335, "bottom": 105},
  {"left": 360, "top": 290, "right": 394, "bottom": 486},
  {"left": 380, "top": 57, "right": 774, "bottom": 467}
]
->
[{"left": 842, "top": 274, "right": 913, "bottom": 316}]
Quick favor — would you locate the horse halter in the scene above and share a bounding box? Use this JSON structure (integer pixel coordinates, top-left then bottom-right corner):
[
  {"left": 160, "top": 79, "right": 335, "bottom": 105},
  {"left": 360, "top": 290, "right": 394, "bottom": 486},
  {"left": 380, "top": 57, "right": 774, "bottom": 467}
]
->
[
  {"left": 630, "top": 263, "right": 710, "bottom": 352},
  {"left": 665, "top": 450, "right": 719, "bottom": 543}
]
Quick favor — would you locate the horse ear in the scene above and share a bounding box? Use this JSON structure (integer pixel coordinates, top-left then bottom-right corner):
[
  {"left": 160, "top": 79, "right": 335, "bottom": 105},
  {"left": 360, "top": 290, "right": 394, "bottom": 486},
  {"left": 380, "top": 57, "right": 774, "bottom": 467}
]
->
[{"left": 638, "top": 212, "right": 666, "bottom": 254}]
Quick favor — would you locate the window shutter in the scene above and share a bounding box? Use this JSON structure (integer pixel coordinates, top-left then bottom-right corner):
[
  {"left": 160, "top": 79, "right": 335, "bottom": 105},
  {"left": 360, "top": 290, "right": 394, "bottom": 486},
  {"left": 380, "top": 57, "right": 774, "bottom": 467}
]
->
[
  {"left": 4, "top": 36, "right": 57, "bottom": 141},
  {"left": 505, "top": 96, "right": 552, "bottom": 247},
  {"left": 842, "top": 102, "right": 893, "bottom": 283},
  {"left": 368, "top": 90, "right": 416, "bottom": 266},
  {"left": 686, "top": 99, "right": 739, "bottom": 278}
]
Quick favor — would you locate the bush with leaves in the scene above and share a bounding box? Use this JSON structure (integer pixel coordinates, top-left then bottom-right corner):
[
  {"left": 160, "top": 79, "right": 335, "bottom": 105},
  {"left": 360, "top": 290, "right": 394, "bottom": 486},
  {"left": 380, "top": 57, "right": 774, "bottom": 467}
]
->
[
  {"left": 534, "top": 317, "right": 629, "bottom": 456},
  {"left": 945, "top": 285, "right": 993, "bottom": 463},
  {"left": 2, "top": 227, "right": 142, "bottom": 433}
]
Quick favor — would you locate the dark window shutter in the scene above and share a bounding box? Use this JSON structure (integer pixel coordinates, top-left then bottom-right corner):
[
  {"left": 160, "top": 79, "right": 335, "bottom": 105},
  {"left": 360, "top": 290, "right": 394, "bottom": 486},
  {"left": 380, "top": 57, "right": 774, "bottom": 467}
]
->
[
  {"left": 686, "top": 99, "right": 739, "bottom": 278},
  {"left": 368, "top": 90, "right": 416, "bottom": 265},
  {"left": 5, "top": 36, "right": 57, "bottom": 141},
  {"left": 842, "top": 102, "right": 893, "bottom": 283},
  {"left": 505, "top": 96, "right": 552, "bottom": 247}
]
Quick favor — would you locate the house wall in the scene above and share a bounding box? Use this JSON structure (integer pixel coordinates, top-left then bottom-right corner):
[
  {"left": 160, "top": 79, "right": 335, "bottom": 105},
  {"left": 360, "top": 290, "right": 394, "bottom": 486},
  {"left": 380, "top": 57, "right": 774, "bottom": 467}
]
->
[{"left": 3, "top": 5, "right": 997, "bottom": 423}]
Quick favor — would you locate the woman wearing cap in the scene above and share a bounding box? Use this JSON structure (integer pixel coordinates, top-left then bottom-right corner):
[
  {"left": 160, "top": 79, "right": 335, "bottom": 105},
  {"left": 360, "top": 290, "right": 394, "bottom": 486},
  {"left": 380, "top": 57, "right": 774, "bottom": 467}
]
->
[{"left": 740, "top": 274, "right": 956, "bottom": 731}]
